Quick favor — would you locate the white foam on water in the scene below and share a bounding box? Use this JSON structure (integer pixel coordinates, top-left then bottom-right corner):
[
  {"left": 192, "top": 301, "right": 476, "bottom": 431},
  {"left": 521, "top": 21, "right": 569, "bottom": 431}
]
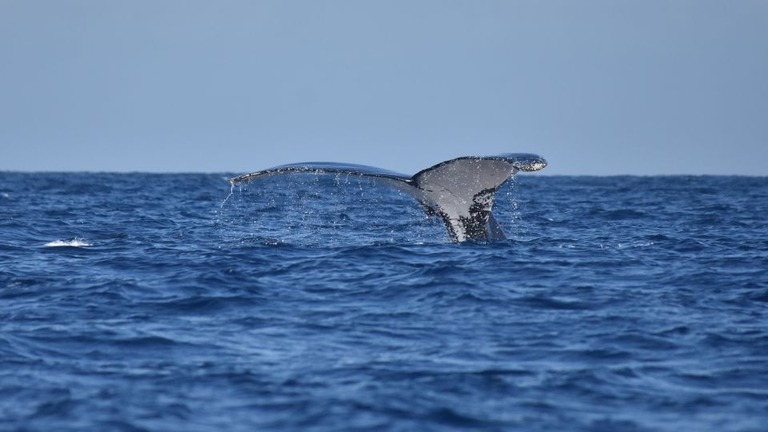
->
[{"left": 44, "top": 238, "right": 93, "bottom": 248}]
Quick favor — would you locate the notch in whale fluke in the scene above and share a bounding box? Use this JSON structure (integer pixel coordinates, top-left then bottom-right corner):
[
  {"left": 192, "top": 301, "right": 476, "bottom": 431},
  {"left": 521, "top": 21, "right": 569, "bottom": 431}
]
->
[{"left": 231, "top": 153, "right": 547, "bottom": 242}]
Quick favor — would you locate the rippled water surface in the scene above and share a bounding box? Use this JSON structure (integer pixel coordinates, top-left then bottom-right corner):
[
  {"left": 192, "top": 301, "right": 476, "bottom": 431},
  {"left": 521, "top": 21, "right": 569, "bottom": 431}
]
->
[{"left": 1, "top": 172, "right": 767, "bottom": 431}]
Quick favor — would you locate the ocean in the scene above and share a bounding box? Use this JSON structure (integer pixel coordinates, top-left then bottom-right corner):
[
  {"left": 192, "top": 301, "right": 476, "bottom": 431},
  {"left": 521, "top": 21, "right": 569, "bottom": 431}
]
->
[{"left": 1, "top": 172, "right": 767, "bottom": 431}]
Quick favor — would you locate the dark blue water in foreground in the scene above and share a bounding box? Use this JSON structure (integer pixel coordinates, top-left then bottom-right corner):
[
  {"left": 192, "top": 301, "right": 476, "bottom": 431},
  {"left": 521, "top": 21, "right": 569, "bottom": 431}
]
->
[{"left": 1, "top": 172, "right": 767, "bottom": 431}]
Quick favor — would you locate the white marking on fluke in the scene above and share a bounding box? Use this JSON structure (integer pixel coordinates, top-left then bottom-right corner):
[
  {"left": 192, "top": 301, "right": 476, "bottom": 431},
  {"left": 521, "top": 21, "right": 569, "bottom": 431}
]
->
[{"left": 230, "top": 153, "right": 547, "bottom": 242}]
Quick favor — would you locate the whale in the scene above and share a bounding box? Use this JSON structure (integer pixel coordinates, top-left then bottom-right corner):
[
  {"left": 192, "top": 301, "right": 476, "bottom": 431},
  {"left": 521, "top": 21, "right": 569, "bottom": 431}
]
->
[{"left": 231, "top": 153, "right": 547, "bottom": 242}]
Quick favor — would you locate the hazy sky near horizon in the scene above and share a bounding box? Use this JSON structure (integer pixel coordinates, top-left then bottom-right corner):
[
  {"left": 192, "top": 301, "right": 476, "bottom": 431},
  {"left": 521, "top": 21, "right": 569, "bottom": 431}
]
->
[{"left": 1, "top": 0, "right": 766, "bottom": 175}]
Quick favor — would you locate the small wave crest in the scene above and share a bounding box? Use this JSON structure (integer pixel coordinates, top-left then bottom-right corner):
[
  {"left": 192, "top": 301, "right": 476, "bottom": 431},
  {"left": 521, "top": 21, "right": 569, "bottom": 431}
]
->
[{"left": 43, "top": 238, "right": 93, "bottom": 248}]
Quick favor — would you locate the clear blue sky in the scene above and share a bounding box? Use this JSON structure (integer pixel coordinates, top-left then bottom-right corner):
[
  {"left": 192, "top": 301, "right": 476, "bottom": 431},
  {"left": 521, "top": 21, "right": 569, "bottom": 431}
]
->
[{"left": 2, "top": 0, "right": 766, "bottom": 175}]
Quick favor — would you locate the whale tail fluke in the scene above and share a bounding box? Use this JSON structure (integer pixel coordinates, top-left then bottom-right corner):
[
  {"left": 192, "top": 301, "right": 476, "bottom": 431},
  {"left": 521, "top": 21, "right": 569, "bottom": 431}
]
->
[{"left": 230, "top": 153, "right": 547, "bottom": 242}]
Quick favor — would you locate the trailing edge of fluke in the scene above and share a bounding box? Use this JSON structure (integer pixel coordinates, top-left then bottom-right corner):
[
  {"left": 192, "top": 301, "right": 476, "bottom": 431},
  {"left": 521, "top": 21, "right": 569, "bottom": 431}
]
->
[{"left": 231, "top": 153, "right": 547, "bottom": 242}]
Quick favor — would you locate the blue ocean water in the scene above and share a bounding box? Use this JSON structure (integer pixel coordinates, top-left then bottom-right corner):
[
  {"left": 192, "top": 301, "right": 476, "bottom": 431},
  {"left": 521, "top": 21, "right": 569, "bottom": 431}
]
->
[{"left": 1, "top": 172, "right": 767, "bottom": 431}]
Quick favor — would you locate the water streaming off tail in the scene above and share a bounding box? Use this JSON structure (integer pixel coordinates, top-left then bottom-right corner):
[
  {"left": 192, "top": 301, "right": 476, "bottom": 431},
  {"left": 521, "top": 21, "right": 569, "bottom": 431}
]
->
[{"left": 218, "top": 174, "right": 451, "bottom": 246}]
